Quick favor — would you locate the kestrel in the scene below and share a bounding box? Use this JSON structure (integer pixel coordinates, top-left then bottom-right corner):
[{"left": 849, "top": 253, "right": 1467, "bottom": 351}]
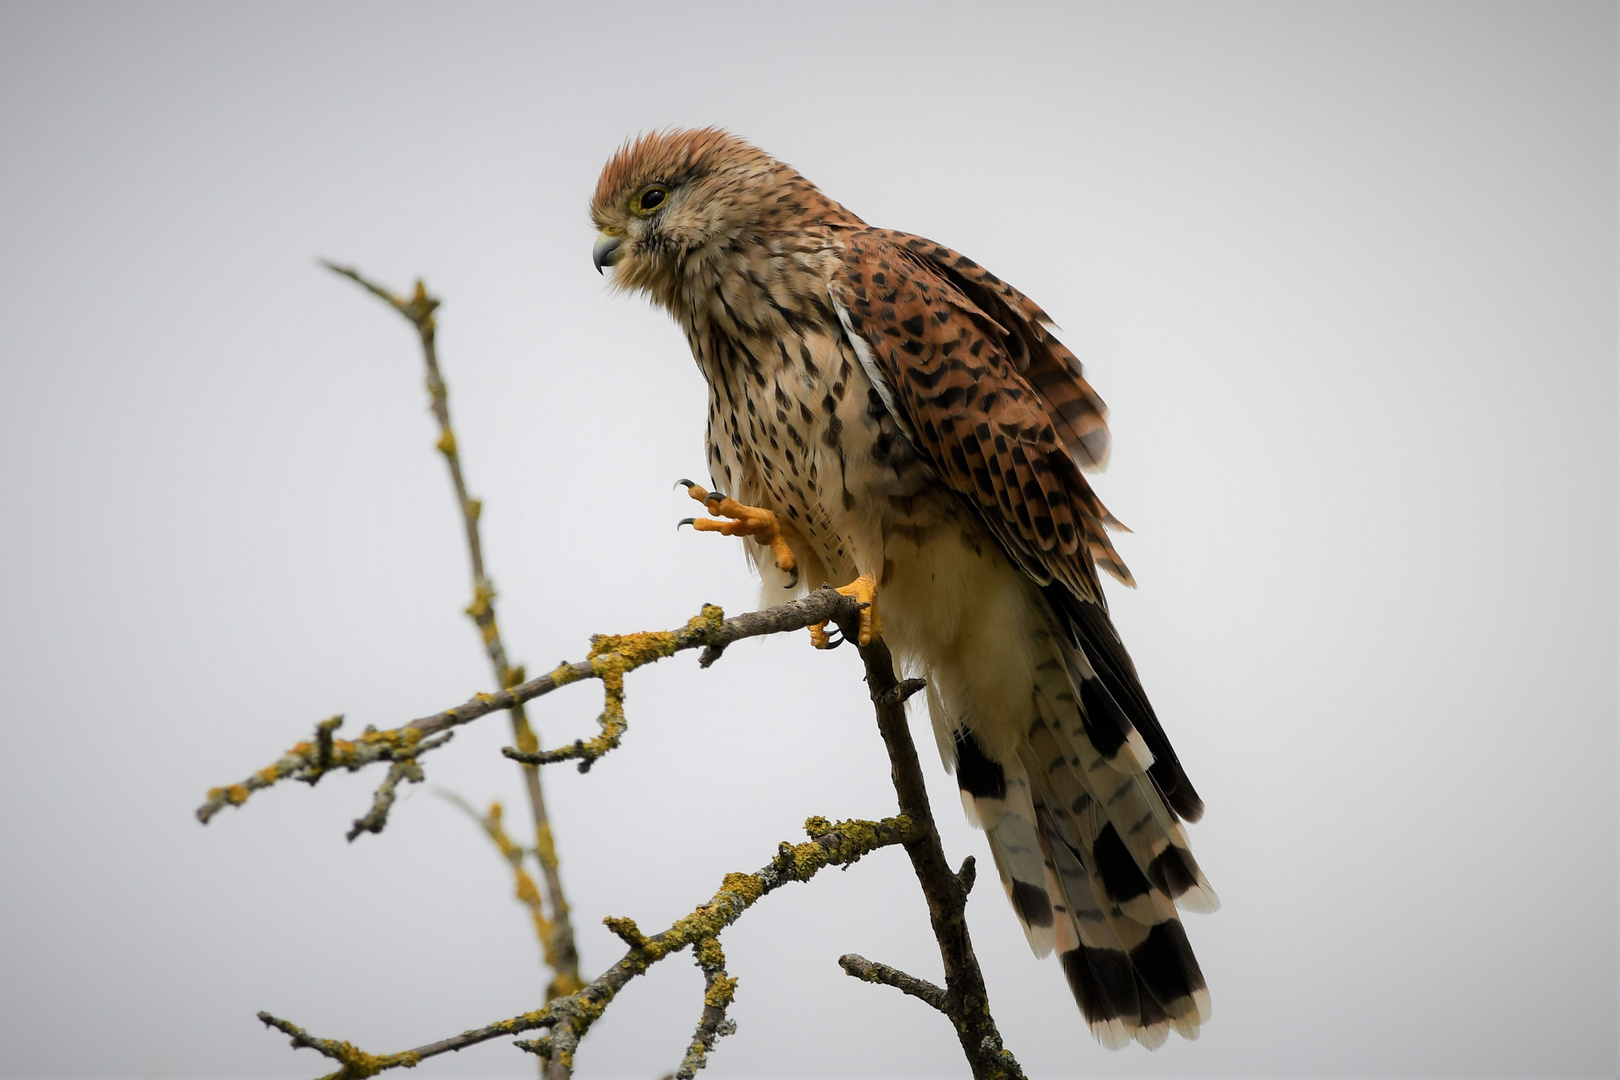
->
[{"left": 591, "top": 129, "right": 1216, "bottom": 1050}]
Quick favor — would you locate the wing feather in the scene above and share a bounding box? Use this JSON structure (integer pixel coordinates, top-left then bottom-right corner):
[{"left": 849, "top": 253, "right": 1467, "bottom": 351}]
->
[{"left": 826, "top": 230, "right": 1132, "bottom": 605}]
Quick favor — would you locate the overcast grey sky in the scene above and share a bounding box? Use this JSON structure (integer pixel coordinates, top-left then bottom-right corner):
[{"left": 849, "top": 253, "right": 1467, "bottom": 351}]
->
[{"left": 0, "top": 2, "right": 1614, "bottom": 1078}]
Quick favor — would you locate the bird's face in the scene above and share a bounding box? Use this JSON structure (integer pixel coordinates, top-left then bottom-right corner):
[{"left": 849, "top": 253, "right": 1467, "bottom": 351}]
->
[{"left": 589, "top": 128, "right": 776, "bottom": 300}]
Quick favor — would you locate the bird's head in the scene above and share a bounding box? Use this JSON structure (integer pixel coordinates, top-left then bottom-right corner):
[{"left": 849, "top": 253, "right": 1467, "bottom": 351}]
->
[{"left": 589, "top": 128, "right": 857, "bottom": 304}]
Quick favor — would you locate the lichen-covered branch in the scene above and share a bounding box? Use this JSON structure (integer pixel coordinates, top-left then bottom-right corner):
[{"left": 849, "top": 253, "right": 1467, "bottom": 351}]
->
[
  {"left": 347, "top": 732, "right": 453, "bottom": 841},
  {"left": 322, "top": 261, "right": 582, "bottom": 994},
  {"left": 255, "top": 815, "right": 914, "bottom": 1080},
  {"left": 675, "top": 938, "right": 737, "bottom": 1080},
  {"left": 520, "top": 813, "right": 913, "bottom": 1080},
  {"left": 195, "top": 590, "right": 867, "bottom": 824},
  {"left": 234, "top": 588, "right": 1023, "bottom": 1079},
  {"left": 258, "top": 1012, "right": 422, "bottom": 1080},
  {"left": 197, "top": 717, "right": 445, "bottom": 824}
]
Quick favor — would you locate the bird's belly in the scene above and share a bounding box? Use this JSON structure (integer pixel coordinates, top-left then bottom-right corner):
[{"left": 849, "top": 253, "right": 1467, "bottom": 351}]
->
[{"left": 878, "top": 506, "right": 1053, "bottom": 766}]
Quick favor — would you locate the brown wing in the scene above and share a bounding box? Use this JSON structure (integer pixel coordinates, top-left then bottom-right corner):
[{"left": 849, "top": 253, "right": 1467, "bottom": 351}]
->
[
  {"left": 826, "top": 228, "right": 1133, "bottom": 601},
  {"left": 864, "top": 228, "right": 1115, "bottom": 477}
]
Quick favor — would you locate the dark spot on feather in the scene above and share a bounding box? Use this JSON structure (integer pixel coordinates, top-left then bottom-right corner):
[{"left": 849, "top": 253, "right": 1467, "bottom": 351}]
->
[
  {"left": 1129, "top": 920, "right": 1204, "bottom": 1007},
  {"left": 1148, "top": 847, "right": 1200, "bottom": 899},
  {"left": 1060, "top": 947, "right": 1134, "bottom": 1024},
  {"left": 1011, "top": 880, "right": 1054, "bottom": 928},
  {"left": 953, "top": 729, "right": 1006, "bottom": 799},
  {"left": 1078, "top": 676, "right": 1130, "bottom": 759},
  {"left": 904, "top": 363, "right": 947, "bottom": 390},
  {"left": 1093, "top": 823, "right": 1152, "bottom": 903}
]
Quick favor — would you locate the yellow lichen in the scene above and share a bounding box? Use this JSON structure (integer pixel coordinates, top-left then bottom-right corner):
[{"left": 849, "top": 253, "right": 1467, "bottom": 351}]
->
[
  {"left": 704, "top": 973, "right": 738, "bottom": 1009},
  {"left": 464, "top": 582, "right": 494, "bottom": 619},
  {"left": 603, "top": 916, "right": 649, "bottom": 951},
  {"left": 589, "top": 629, "right": 680, "bottom": 672},
  {"left": 683, "top": 604, "right": 727, "bottom": 639},
  {"left": 719, "top": 871, "right": 764, "bottom": 903},
  {"left": 533, "top": 821, "right": 557, "bottom": 869},
  {"left": 694, "top": 936, "right": 726, "bottom": 969}
]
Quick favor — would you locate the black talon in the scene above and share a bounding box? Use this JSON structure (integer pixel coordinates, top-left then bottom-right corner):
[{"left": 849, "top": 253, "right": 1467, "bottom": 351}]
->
[
  {"left": 784, "top": 566, "right": 799, "bottom": 589},
  {"left": 677, "top": 518, "right": 696, "bottom": 531},
  {"left": 824, "top": 625, "right": 845, "bottom": 649},
  {"left": 675, "top": 478, "right": 696, "bottom": 491}
]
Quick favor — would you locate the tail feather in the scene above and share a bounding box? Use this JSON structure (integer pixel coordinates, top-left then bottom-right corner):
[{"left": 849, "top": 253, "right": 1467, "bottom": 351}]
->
[
  {"left": 945, "top": 721, "right": 1057, "bottom": 958},
  {"left": 927, "top": 607, "right": 1214, "bottom": 1051},
  {"left": 987, "top": 798, "right": 1057, "bottom": 958},
  {"left": 1043, "top": 584, "right": 1205, "bottom": 822},
  {"left": 1036, "top": 650, "right": 1220, "bottom": 915}
]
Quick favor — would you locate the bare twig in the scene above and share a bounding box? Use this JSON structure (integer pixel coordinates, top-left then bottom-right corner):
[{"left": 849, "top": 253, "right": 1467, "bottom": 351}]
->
[
  {"left": 322, "top": 261, "right": 582, "bottom": 994},
  {"left": 837, "top": 953, "right": 947, "bottom": 1013},
  {"left": 257, "top": 815, "right": 915, "bottom": 1080},
  {"left": 846, "top": 622, "right": 1026, "bottom": 1080}
]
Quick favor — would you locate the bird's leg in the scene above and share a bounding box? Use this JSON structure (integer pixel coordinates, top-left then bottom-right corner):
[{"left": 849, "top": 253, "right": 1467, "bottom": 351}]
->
[
  {"left": 677, "top": 480, "right": 799, "bottom": 588},
  {"left": 809, "top": 573, "right": 881, "bottom": 649}
]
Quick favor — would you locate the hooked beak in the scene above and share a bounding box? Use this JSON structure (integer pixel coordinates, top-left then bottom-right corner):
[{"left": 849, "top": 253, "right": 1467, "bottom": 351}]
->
[{"left": 592, "top": 231, "right": 622, "bottom": 274}]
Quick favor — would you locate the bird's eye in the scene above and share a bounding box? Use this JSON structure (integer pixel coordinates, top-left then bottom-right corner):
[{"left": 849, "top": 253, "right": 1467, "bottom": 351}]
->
[{"left": 633, "top": 185, "right": 669, "bottom": 215}]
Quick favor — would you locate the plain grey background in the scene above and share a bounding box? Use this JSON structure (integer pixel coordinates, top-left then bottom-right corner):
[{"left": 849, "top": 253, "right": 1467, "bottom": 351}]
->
[{"left": 0, "top": 2, "right": 1614, "bottom": 1078}]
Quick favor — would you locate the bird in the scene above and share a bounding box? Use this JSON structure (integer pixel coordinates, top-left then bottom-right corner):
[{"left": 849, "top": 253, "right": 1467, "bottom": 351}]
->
[{"left": 590, "top": 128, "right": 1216, "bottom": 1050}]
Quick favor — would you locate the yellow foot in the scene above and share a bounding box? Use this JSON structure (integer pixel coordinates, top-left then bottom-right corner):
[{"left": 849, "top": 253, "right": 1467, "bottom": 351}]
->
[
  {"left": 809, "top": 573, "right": 881, "bottom": 649},
  {"left": 677, "top": 480, "right": 799, "bottom": 588}
]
